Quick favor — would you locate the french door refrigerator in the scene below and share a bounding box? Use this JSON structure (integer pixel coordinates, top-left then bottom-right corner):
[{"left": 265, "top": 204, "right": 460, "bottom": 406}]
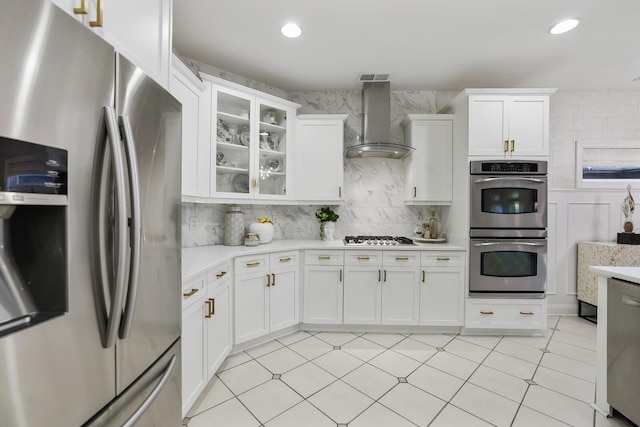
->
[{"left": 0, "top": 1, "right": 182, "bottom": 426}]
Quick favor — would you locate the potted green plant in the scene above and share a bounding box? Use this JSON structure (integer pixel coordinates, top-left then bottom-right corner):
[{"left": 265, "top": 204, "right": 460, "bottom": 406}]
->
[{"left": 315, "top": 207, "right": 339, "bottom": 240}]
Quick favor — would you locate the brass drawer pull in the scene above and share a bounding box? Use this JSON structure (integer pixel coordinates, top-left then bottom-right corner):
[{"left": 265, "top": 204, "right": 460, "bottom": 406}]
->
[
  {"left": 378, "top": 269, "right": 381, "bottom": 281},
  {"left": 246, "top": 261, "right": 261, "bottom": 267},
  {"left": 205, "top": 300, "right": 212, "bottom": 318},
  {"left": 209, "top": 298, "right": 215, "bottom": 316},
  {"left": 384, "top": 270, "right": 387, "bottom": 282},
  {"left": 422, "top": 270, "right": 425, "bottom": 283},
  {"left": 504, "top": 140, "right": 509, "bottom": 152},
  {"left": 436, "top": 257, "right": 450, "bottom": 261},
  {"left": 89, "top": 0, "right": 102, "bottom": 27},
  {"left": 73, "top": 0, "right": 87, "bottom": 14},
  {"left": 339, "top": 269, "right": 343, "bottom": 282},
  {"left": 272, "top": 273, "right": 276, "bottom": 287},
  {"left": 280, "top": 257, "right": 292, "bottom": 262},
  {"left": 319, "top": 256, "right": 331, "bottom": 260},
  {"left": 480, "top": 311, "right": 494, "bottom": 315},
  {"left": 511, "top": 140, "right": 515, "bottom": 152},
  {"left": 357, "top": 256, "right": 370, "bottom": 261},
  {"left": 413, "top": 187, "right": 417, "bottom": 198},
  {"left": 183, "top": 288, "right": 198, "bottom": 298},
  {"left": 339, "top": 186, "right": 342, "bottom": 197},
  {"left": 266, "top": 274, "right": 271, "bottom": 287},
  {"left": 520, "top": 311, "right": 534, "bottom": 316},
  {"left": 216, "top": 271, "right": 227, "bottom": 278},
  {"left": 396, "top": 257, "right": 409, "bottom": 261}
]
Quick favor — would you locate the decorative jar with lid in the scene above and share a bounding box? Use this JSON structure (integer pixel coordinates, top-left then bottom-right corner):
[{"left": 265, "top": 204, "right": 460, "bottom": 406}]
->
[{"left": 224, "top": 206, "right": 245, "bottom": 246}]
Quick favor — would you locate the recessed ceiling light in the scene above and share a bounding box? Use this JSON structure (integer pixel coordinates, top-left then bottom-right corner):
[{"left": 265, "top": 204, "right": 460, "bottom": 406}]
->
[
  {"left": 281, "top": 23, "right": 302, "bottom": 38},
  {"left": 549, "top": 18, "right": 580, "bottom": 35}
]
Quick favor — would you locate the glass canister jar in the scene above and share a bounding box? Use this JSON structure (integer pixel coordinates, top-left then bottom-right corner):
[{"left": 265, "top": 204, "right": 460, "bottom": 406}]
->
[
  {"left": 428, "top": 211, "right": 439, "bottom": 239},
  {"left": 224, "top": 206, "right": 245, "bottom": 246}
]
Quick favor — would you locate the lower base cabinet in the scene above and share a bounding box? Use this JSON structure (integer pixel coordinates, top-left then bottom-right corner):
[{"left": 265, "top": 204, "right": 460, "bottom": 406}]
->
[
  {"left": 464, "top": 298, "right": 547, "bottom": 329},
  {"left": 420, "top": 252, "right": 465, "bottom": 326},
  {"left": 181, "top": 290, "right": 207, "bottom": 417},
  {"left": 206, "top": 280, "right": 232, "bottom": 379},
  {"left": 303, "top": 250, "right": 344, "bottom": 324}
]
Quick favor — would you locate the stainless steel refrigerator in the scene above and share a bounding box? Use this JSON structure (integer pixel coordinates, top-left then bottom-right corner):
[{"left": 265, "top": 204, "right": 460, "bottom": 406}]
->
[{"left": 0, "top": 1, "right": 182, "bottom": 426}]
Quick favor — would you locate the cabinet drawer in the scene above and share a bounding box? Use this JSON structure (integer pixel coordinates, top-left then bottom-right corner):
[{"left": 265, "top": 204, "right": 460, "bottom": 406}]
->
[
  {"left": 235, "top": 254, "right": 269, "bottom": 275},
  {"left": 465, "top": 299, "right": 547, "bottom": 329},
  {"left": 270, "top": 251, "right": 298, "bottom": 269},
  {"left": 383, "top": 251, "right": 420, "bottom": 267},
  {"left": 345, "top": 251, "right": 382, "bottom": 266},
  {"left": 305, "top": 250, "right": 344, "bottom": 265},
  {"left": 207, "top": 261, "right": 232, "bottom": 286},
  {"left": 421, "top": 251, "right": 465, "bottom": 267},
  {"left": 182, "top": 272, "right": 206, "bottom": 310}
]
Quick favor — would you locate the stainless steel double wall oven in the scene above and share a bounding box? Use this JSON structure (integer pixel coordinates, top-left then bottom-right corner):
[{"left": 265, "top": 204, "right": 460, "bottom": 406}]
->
[{"left": 469, "top": 160, "right": 548, "bottom": 297}]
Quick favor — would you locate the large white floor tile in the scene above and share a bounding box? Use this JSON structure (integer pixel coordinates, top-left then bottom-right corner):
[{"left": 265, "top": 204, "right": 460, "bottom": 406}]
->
[
  {"left": 217, "top": 360, "right": 273, "bottom": 395},
  {"left": 547, "top": 316, "right": 560, "bottom": 328},
  {"left": 188, "top": 398, "right": 260, "bottom": 427},
  {"left": 280, "top": 361, "right": 336, "bottom": 398},
  {"left": 368, "top": 349, "right": 422, "bottom": 378},
  {"left": 407, "top": 363, "right": 464, "bottom": 401},
  {"left": 349, "top": 402, "right": 416, "bottom": 427},
  {"left": 342, "top": 363, "right": 398, "bottom": 400},
  {"left": 494, "top": 338, "right": 544, "bottom": 364},
  {"left": 360, "top": 332, "right": 406, "bottom": 347},
  {"left": 313, "top": 331, "right": 359, "bottom": 346},
  {"left": 540, "top": 352, "right": 596, "bottom": 382},
  {"left": 245, "top": 339, "right": 284, "bottom": 359},
  {"left": 390, "top": 336, "right": 438, "bottom": 362},
  {"left": 408, "top": 333, "right": 455, "bottom": 348},
  {"left": 237, "top": 380, "right": 303, "bottom": 424},
  {"left": 265, "top": 401, "right": 335, "bottom": 427},
  {"left": 522, "top": 385, "right": 594, "bottom": 427},
  {"left": 468, "top": 365, "right": 528, "bottom": 403},
  {"left": 456, "top": 334, "right": 502, "bottom": 349},
  {"left": 312, "top": 349, "right": 364, "bottom": 377},
  {"left": 444, "top": 337, "right": 491, "bottom": 363},
  {"left": 425, "top": 351, "right": 479, "bottom": 381},
  {"left": 511, "top": 405, "right": 571, "bottom": 427},
  {"left": 503, "top": 332, "right": 551, "bottom": 349},
  {"left": 189, "top": 378, "right": 234, "bottom": 416},
  {"left": 430, "top": 404, "right": 493, "bottom": 427},
  {"left": 307, "top": 380, "right": 374, "bottom": 424},
  {"left": 556, "top": 316, "right": 597, "bottom": 339},
  {"left": 546, "top": 339, "right": 597, "bottom": 366},
  {"left": 551, "top": 330, "right": 597, "bottom": 351},
  {"left": 451, "top": 382, "right": 519, "bottom": 427},
  {"left": 379, "top": 383, "right": 446, "bottom": 426},
  {"left": 482, "top": 350, "right": 537, "bottom": 380},
  {"left": 533, "top": 366, "right": 595, "bottom": 404},
  {"left": 217, "top": 351, "right": 252, "bottom": 372},
  {"left": 340, "top": 336, "right": 386, "bottom": 362},
  {"left": 276, "top": 331, "right": 313, "bottom": 346},
  {"left": 256, "top": 347, "right": 307, "bottom": 374},
  {"left": 287, "top": 336, "right": 334, "bottom": 360}
]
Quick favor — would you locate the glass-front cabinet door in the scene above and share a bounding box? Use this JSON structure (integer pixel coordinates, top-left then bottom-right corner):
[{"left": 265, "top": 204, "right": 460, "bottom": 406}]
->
[{"left": 211, "top": 81, "right": 297, "bottom": 201}]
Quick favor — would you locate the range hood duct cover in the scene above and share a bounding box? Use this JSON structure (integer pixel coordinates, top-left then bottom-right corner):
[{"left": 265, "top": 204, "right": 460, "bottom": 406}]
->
[{"left": 344, "top": 80, "right": 414, "bottom": 159}]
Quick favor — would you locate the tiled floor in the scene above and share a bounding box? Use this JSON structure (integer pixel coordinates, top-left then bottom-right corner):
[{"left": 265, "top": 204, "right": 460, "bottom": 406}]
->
[{"left": 183, "top": 316, "right": 635, "bottom": 427}]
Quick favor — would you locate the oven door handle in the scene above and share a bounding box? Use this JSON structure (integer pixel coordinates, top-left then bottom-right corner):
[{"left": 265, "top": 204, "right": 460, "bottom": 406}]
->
[
  {"left": 472, "top": 177, "right": 545, "bottom": 184},
  {"left": 473, "top": 241, "right": 546, "bottom": 247}
]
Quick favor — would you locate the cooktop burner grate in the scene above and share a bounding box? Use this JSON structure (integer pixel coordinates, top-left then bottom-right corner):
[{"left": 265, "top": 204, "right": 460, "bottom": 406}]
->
[{"left": 344, "top": 235, "right": 416, "bottom": 246}]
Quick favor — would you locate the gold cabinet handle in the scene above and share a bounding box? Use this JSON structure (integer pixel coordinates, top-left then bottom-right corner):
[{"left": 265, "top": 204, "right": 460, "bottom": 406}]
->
[
  {"left": 319, "top": 256, "right": 331, "bottom": 260},
  {"left": 436, "top": 257, "right": 450, "bottom": 261},
  {"left": 378, "top": 269, "right": 381, "bottom": 281},
  {"left": 413, "top": 187, "right": 417, "bottom": 198},
  {"left": 183, "top": 288, "right": 199, "bottom": 298},
  {"left": 247, "top": 261, "right": 261, "bottom": 267},
  {"left": 357, "top": 256, "right": 370, "bottom": 261},
  {"left": 251, "top": 178, "right": 258, "bottom": 189},
  {"left": 271, "top": 273, "right": 276, "bottom": 287},
  {"left": 279, "top": 257, "right": 292, "bottom": 262},
  {"left": 504, "top": 140, "right": 509, "bottom": 153},
  {"left": 480, "top": 311, "right": 494, "bottom": 315},
  {"left": 89, "top": 0, "right": 103, "bottom": 27},
  {"left": 422, "top": 270, "right": 425, "bottom": 283},
  {"left": 205, "top": 300, "right": 212, "bottom": 318},
  {"left": 74, "top": 0, "right": 87, "bottom": 14},
  {"left": 384, "top": 270, "right": 387, "bottom": 282},
  {"left": 339, "top": 269, "right": 343, "bottom": 282},
  {"left": 520, "top": 311, "right": 534, "bottom": 316},
  {"left": 266, "top": 274, "right": 271, "bottom": 287},
  {"left": 396, "top": 257, "right": 409, "bottom": 261},
  {"left": 210, "top": 298, "right": 215, "bottom": 315},
  {"left": 216, "top": 271, "right": 227, "bottom": 278},
  {"left": 510, "top": 140, "right": 515, "bottom": 152},
  {"left": 339, "top": 186, "right": 342, "bottom": 198}
]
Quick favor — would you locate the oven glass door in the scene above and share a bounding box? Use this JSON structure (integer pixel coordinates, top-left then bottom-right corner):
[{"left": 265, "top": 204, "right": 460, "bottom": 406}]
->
[
  {"left": 469, "top": 239, "right": 547, "bottom": 296},
  {"left": 470, "top": 176, "right": 547, "bottom": 229}
]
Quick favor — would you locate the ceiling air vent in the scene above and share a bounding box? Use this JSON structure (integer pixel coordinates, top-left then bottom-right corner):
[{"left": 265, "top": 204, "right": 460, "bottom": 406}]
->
[{"left": 359, "top": 73, "right": 390, "bottom": 82}]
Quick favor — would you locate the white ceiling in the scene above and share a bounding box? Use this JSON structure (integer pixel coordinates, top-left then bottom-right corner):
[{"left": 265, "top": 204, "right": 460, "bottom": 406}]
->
[{"left": 173, "top": 0, "right": 640, "bottom": 92}]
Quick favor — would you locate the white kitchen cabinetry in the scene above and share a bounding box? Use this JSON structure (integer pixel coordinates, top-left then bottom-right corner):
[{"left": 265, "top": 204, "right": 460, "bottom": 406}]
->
[
  {"left": 234, "top": 251, "right": 299, "bottom": 344},
  {"left": 303, "top": 250, "right": 344, "bottom": 324},
  {"left": 205, "top": 263, "right": 232, "bottom": 380},
  {"left": 343, "top": 251, "right": 420, "bottom": 326},
  {"left": 207, "top": 75, "right": 299, "bottom": 202},
  {"left": 467, "top": 93, "right": 552, "bottom": 157},
  {"left": 181, "top": 273, "right": 207, "bottom": 417},
  {"left": 170, "top": 55, "right": 211, "bottom": 197},
  {"left": 295, "top": 115, "right": 347, "bottom": 203},
  {"left": 402, "top": 115, "right": 453, "bottom": 204},
  {"left": 50, "top": 0, "right": 172, "bottom": 88},
  {"left": 465, "top": 298, "right": 547, "bottom": 329},
  {"left": 419, "top": 251, "right": 465, "bottom": 326}
]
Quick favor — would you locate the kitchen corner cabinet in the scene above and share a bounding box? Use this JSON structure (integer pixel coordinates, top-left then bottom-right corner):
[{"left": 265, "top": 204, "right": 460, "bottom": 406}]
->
[
  {"left": 420, "top": 251, "right": 465, "bottom": 326},
  {"left": 295, "top": 114, "right": 347, "bottom": 203},
  {"left": 234, "top": 251, "right": 299, "bottom": 344},
  {"left": 207, "top": 76, "right": 299, "bottom": 202},
  {"left": 402, "top": 114, "right": 453, "bottom": 204},
  {"left": 170, "top": 55, "right": 211, "bottom": 197},
  {"left": 50, "top": 0, "right": 172, "bottom": 88},
  {"left": 303, "top": 250, "right": 344, "bottom": 324},
  {"left": 468, "top": 93, "right": 552, "bottom": 157}
]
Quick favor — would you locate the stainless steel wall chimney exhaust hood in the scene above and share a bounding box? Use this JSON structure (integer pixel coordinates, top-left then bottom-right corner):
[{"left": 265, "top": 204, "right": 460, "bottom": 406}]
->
[{"left": 344, "top": 80, "right": 415, "bottom": 159}]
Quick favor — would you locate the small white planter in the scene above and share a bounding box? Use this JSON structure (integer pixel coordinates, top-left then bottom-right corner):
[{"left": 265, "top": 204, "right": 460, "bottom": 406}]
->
[
  {"left": 320, "top": 222, "right": 336, "bottom": 241},
  {"left": 248, "top": 222, "right": 274, "bottom": 244}
]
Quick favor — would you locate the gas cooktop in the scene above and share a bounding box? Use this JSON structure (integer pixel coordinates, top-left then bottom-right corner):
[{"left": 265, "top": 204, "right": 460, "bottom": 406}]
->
[{"left": 343, "top": 235, "right": 416, "bottom": 246}]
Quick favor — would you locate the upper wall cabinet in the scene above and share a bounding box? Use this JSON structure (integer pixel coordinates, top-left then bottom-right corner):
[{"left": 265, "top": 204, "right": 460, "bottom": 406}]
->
[
  {"left": 169, "top": 55, "right": 211, "bottom": 198},
  {"left": 402, "top": 114, "right": 453, "bottom": 205},
  {"left": 207, "top": 75, "right": 299, "bottom": 202},
  {"left": 295, "top": 114, "right": 347, "bottom": 203},
  {"left": 49, "top": 0, "right": 172, "bottom": 88}
]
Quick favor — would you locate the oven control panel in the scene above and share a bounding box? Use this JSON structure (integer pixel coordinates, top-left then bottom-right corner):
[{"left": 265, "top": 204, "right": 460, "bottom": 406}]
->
[{"left": 470, "top": 160, "right": 547, "bottom": 175}]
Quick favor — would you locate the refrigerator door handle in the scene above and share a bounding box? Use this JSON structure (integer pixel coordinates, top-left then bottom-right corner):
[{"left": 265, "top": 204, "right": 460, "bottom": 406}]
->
[
  {"left": 118, "top": 115, "right": 142, "bottom": 339},
  {"left": 98, "top": 106, "right": 129, "bottom": 349},
  {"left": 122, "top": 354, "right": 177, "bottom": 427}
]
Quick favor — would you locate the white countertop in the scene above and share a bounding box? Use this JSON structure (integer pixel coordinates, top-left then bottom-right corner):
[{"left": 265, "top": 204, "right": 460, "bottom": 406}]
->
[
  {"left": 182, "top": 239, "right": 465, "bottom": 281},
  {"left": 588, "top": 266, "right": 640, "bottom": 284}
]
